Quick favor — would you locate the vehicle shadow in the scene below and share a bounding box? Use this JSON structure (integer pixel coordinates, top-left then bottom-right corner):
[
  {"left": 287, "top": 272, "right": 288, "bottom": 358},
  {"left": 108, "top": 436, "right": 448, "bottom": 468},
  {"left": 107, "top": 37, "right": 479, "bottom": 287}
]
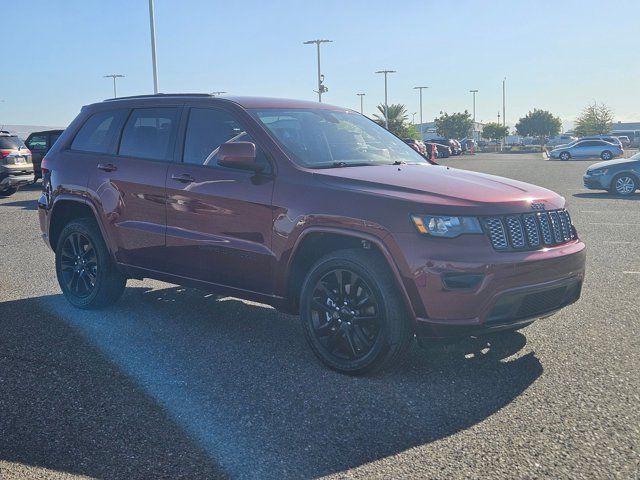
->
[
  {"left": 1, "top": 286, "right": 542, "bottom": 479},
  {"left": 0, "top": 199, "right": 38, "bottom": 210},
  {"left": 573, "top": 192, "right": 639, "bottom": 200}
]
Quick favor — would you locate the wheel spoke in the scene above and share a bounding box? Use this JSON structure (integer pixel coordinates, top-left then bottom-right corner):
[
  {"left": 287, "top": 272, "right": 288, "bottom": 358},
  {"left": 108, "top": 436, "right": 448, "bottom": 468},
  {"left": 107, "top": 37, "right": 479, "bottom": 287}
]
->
[
  {"left": 312, "top": 298, "right": 334, "bottom": 314},
  {"left": 351, "top": 324, "right": 374, "bottom": 350},
  {"left": 352, "top": 314, "right": 378, "bottom": 324},
  {"left": 343, "top": 328, "right": 359, "bottom": 358}
]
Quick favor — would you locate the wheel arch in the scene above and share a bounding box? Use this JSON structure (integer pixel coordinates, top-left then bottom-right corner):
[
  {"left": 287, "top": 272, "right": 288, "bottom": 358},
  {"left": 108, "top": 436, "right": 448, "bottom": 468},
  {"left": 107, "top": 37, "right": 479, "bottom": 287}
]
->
[
  {"left": 48, "top": 197, "right": 109, "bottom": 252},
  {"left": 284, "top": 228, "right": 417, "bottom": 321}
]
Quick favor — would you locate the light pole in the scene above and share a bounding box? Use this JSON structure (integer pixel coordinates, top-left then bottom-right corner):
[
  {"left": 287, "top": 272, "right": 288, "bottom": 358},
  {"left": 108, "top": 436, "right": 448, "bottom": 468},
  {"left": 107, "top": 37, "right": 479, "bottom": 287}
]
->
[
  {"left": 148, "top": 0, "right": 159, "bottom": 93},
  {"left": 356, "top": 93, "right": 365, "bottom": 114},
  {"left": 469, "top": 89, "right": 478, "bottom": 122},
  {"left": 502, "top": 77, "right": 506, "bottom": 127},
  {"left": 210, "top": 91, "right": 227, "bottom": 96},
  {"left": 104, "top": 74, "right": 125, "bottom": 98},
  {"left": 375, "top": 70, "right": 396, "bottom": 129},
  {"left": 303, "top": 39, "right": 332, "bottom": 102},
  {"left": 413, "top": 86, "right": 428, "bottom": 140}
]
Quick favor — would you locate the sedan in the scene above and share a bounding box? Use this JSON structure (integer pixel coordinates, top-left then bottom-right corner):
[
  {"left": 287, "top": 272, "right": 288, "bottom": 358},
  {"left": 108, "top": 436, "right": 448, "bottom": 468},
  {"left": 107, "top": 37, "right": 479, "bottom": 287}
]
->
[
  {"left": 550, "top": 139, "right": 623, "bottom": 161},
  {"left": 583, "top": 152, "right": 640, "bottom": 196}
]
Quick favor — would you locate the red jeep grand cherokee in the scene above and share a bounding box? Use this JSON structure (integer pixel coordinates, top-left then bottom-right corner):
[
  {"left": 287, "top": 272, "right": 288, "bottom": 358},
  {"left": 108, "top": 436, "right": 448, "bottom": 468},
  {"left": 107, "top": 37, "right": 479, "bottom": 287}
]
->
[{"left": 38, "top": 94, "right": 586, "bottom": 374}]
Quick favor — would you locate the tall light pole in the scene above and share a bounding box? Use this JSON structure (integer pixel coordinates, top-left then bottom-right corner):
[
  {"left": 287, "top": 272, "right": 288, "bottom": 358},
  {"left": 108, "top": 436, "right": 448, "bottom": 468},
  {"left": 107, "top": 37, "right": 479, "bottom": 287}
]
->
[
  {"left": 148, "top": 0, "right": 159, "bottom": 94},
  {"left": 502, "top": 77, "right": 506, "bottom": 127},
  {"left": 469, "top": 89, "right": 478, "bottom": 122},
  {"left": 104, "top": 74, "right": 125, "bottom": 98},
  {"left": 303, "top": 39, "right": 332, "bottom": 102},
  {"left": 357, "top": 93, "right": 365, "bottom": 114},
  {"left": 413, "top": 86, "right": 428, "bottom": 140},
  {"left": 375, "top": 70, "right": 396, "bottom": 129}
]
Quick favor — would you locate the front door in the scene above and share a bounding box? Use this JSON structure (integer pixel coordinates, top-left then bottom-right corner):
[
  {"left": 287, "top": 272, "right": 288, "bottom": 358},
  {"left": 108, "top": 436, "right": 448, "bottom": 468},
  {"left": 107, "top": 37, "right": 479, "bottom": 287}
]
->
[{"left": 165, "top": 107, "right": 275, "bottom": 294}]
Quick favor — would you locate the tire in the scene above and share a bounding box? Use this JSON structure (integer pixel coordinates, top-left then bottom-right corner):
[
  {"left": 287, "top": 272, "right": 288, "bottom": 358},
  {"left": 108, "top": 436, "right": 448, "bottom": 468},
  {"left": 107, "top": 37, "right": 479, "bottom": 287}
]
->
[
  {"left": 300, "top": 249, "right": 413, "bottom": 375},
  {"left": 559, "top": 152, "right": 570, "bottom": 161},
  {"left": 601, "top": 150, "right": 612, "bottom": 160},
  {"left": 0, "top": 186, "right": 18, "bottom": 197},
  {"left": 609, "top": 173, "right": 637, "bottom": 196},
  {"left": 55, "top": 217, "right": 127, "bottom": 309}
]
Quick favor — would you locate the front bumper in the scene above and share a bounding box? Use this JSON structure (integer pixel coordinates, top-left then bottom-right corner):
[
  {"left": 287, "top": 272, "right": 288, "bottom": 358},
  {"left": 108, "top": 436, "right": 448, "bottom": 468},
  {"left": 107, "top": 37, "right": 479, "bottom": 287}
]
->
[
  {"left": 583, "top": 174, "right": 609, "bottom": 190},
  {"left": 389, "top": 233, "right": 587, "bottom": 339}
]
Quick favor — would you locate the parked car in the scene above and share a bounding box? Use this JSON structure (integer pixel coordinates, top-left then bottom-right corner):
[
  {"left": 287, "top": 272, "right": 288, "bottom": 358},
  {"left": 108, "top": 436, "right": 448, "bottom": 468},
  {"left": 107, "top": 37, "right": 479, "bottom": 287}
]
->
[
  {"left": 429, "top": 141, "right": 451, "bottom": 158},
  {"left": 546, "top": 134, "right": 577, "bottom": 147},
  {"left": 611, "top": 130, "right": 640, "bottom": 148},
  {"left": 615, "top": 135, "right": 631, "bottom": 147},
  {"left": 583, "top": 152, "right": 639, "bottom": 196},
  {"left": 38, "top": 94, "right": 586, "bottom": 375},
  {"left": 25, "top": 129, "right": 64, "bottom": 182},
  {"left": 549, "top": 139, "right": 623, "bottom": 161},
  {"left": 0, "top": 131, "right": 34, "bottom": 197},
  {"left": 430, "top": 138, "right": 461, "bottom": 156},
  {"left": 402, "top": 138, "right": 427, "bottom": 156},
  {"left": 460, "top": 138, "right": 476, "bottom": 152}
]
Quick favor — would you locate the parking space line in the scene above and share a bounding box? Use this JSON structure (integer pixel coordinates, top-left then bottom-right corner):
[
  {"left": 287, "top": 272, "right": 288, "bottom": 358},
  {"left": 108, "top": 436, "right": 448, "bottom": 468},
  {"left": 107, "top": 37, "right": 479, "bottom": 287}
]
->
[
  {"left": 603, "top": 241, "right": 636, "bottom": 245},
  {"left": 623, "top": 271, "right": 640, "bottom": 274},
  {"left": 587, "top": 222, "right": 640, "bottom": 226}
]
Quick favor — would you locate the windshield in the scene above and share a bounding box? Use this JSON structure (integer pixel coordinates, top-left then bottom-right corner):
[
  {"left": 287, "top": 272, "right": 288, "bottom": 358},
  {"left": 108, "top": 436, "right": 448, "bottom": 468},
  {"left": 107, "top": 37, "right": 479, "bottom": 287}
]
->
[
  {"left": 250, "top": 108, "right": 429, "bottom": 168},
  {"left": 0, "top": 136, "right": 25, "bottom": 149}
]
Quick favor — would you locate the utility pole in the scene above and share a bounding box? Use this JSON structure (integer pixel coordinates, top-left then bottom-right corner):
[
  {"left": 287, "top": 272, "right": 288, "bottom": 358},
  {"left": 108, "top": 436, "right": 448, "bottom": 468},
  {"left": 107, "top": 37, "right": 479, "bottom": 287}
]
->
[
  {"left": 303, "top": 39, "right": 332, "bottom": 102},
  {"left": 356, "top": 93, "right": 365, "bottom": 114},
  {"left": 413, "top": 86, "right": 428, "bottom": 140},
  {"left": 502, "top": 77, "right": 506, "bottom": 127},
  {"left": 469, "top": 89, "right": 478, "bottom": 122},
  {"left": 148, "top": 0, "right": 159, "bottom": 93},
  {"left": 104, "top": 74, "right": 125, "bottom": 98},
  {"left": 412, "top": 112, "right": 417, "bottom": 124},
  {"left": 375, "top": 70, "right": 396, "bottom": 129}
]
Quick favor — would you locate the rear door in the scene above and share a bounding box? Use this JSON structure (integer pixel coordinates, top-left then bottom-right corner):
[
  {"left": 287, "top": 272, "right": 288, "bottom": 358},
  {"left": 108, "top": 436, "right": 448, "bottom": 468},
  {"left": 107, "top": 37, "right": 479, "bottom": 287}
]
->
[
  {"left": 84, "top": 106, "right": 182, "bottom": 270},
  {"left": 25, "top": 133, "right": 48, "bottom": 175},
  {"left": 164, "top": 106, "right": 275, "bottom": 293}
]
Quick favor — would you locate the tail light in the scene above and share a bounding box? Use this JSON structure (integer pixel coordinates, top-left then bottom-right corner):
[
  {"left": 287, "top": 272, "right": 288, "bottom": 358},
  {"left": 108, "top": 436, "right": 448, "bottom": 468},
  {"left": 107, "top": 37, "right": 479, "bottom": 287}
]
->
[{"left": 0, "top": 149, "right": 12, "bottom": 159}]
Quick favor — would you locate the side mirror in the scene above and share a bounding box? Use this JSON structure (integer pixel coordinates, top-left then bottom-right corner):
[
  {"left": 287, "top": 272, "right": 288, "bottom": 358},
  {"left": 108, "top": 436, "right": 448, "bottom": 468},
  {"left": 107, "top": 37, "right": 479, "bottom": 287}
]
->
[{"left": 216, "top": 142, "right": 262, "bottom": 172}]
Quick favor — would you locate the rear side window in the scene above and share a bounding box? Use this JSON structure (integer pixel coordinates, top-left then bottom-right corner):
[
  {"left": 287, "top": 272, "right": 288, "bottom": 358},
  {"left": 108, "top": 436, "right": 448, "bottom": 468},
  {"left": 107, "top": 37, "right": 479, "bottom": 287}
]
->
[
  {"left": 0, "top": 136, "right": 25, "bottom": 149},
  {"left": 183, "top": 108, "right": 270, "bottom": 172},
  {"left": 71, "top": 110, "right": 127, "bottom": 154},
  {"left": 119, "top": 107, "right": 180, "bottom": 161},
  {"left": 27, "top": 134, "right": 47, "bottom": 150}
]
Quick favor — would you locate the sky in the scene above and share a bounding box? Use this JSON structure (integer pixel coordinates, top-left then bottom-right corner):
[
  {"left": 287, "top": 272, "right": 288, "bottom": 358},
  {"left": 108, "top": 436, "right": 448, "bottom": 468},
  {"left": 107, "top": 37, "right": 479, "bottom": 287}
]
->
[{"left": 2, "top": 0, "right": 639, "bottom": 131}]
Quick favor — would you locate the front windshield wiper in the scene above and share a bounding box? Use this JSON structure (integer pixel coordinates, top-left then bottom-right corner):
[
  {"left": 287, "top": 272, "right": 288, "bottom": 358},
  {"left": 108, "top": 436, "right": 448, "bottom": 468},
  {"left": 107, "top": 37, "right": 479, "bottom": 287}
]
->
[{"left": 392, "top": 160, "right": 407, "bottom": 165}]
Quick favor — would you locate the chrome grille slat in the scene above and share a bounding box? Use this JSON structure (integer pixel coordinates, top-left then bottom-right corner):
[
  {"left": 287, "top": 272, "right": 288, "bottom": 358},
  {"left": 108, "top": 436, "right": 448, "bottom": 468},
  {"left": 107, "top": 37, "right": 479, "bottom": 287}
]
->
[{"left": 484, "top": 209, "right": 575, "bottom": 251}]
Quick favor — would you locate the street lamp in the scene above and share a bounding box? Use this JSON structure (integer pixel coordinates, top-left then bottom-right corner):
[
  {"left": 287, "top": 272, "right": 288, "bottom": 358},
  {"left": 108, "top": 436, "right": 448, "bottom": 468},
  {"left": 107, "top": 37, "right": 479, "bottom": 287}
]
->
[
  {"left": 412, "top": 112, "right": 417, "bottom": 124},
  {"left": 148, "top": 0, "right": 159, "bottom": 93},
  {"left": 502, "top": 77, "right": 506, "bottom": 127},
  {"left": 375, "top": 70, "right": 396, "bottom": 129},
  {"left": 413, "top": 86, "right": 428, "bottom": 140},
  {"left": 303, "top": 39, "right": 332, "bottom": 102},
  {"left": 356, "top": 93, "right": 365, "bottom": 114},
  {"left": 469, "top": 89, "right": 478, "bottom": 122},
  {"left": 104, "top": 74, "right": 125, "bottom": 98}
]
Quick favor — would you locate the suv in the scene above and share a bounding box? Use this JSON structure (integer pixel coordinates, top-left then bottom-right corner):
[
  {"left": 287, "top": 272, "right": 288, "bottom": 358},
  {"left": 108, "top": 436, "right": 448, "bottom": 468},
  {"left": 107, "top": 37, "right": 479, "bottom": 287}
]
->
[
  {"left": 38, "top": 94, "right": 586, "bottom": 374},
  {"left": 25, "top": 129, "right": 64, "bottom": 182},
  {"left": 0, "top": 131, "right": 34, "bottom": 196}
]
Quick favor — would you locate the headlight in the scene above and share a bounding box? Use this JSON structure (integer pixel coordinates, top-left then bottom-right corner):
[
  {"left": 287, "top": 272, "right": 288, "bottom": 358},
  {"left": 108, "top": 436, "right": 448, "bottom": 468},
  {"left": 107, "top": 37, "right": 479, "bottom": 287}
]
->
[
  {"left": 588, "top": 168, "right": 608, "bottom": 176},
  {"left": 411, "top": 215, "right": 483, "bottom": 238}
]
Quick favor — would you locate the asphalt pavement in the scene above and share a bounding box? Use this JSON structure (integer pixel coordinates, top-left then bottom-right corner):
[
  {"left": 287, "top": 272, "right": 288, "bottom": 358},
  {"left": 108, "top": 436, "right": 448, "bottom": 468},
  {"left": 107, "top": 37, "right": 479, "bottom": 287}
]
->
[{"left": 0, "top": 153, "right": 638, "bottom": 479}]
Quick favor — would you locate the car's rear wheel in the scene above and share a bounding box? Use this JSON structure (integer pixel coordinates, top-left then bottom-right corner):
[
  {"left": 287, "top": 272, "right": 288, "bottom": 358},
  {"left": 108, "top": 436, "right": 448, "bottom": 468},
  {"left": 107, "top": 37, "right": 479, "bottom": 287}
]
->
[
  {"left": 601, "top": 150, "right": 613, "bottom": 160},
  {"left": 559, "top": 152, "right": 570, "bottom": 161},
  {"left": 610, "top": 173, "right": 637, "bottom": 196},
  {"left": 55, "top": 218, "right": 127, "bottom": 309},
  {"left": 300, "top": 249, "right": 413, "bottom": 375},
  {"left": 0, "top": 187, "right": 18, "bottom": 197}
]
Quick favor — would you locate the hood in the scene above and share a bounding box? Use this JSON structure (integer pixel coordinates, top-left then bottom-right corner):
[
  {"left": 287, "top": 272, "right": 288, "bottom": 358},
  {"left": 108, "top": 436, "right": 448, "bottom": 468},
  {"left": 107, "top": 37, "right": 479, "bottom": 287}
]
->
[
  {"left": 313, "top": 164, "right": 564, "bottom": 214},
  {"left": 588, "top": 157, "right": 638, "bottom": 170}
]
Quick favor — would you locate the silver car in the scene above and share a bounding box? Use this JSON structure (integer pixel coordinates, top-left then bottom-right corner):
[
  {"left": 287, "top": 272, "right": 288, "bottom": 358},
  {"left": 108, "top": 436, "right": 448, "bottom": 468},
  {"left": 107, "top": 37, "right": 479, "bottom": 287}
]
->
[
  {"left": 550, "top": 139, "right": 623, "bottom": 161},
  {"left": 583, "top": 152, "right": 640, "bottom": 196}
]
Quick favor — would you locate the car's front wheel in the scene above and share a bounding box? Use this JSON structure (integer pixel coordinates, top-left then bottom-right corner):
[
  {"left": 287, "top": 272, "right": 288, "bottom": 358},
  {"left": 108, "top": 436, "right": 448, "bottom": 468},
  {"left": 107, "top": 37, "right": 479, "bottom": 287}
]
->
[
  {"left": 601, "top": 150, "right": 613, "bottom": 160},
  {"left": 55, "top": 218, "right": 127, "bottom": 309},
  {"left": 610, "top": 173, "right": 637, "bottom": 196},
  {"left": 300, "top": 249, "right": 413, "bottom": 375},
  {"left": 0, "top": 186, "right": 18, "bottom": 197}
]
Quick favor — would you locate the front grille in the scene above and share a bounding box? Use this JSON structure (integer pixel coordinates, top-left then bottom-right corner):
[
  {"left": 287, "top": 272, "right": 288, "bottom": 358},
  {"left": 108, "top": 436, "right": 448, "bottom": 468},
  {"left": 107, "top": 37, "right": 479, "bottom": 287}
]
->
[{"left": 483, "top": 209, "right": 576, "bottom": 251}]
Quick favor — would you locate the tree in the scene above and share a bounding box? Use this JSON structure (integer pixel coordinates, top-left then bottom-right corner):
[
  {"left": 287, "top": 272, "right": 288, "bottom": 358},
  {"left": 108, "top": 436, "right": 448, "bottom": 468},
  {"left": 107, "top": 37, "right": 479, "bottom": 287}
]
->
[
  {"left": 515, "top": 109, "right": 561, "bottom": 141},
  {"left": 482, "top": 122, "right": 509, "bottom": 142},
  {"left": 373, "top": 104, "right": 417, "bottom": 138},
  {"left": 574, "top": 102, "right": 614, "bottom": 136},
  {"left": 434, "top": 111, "right": 473, "bottom": 139}
]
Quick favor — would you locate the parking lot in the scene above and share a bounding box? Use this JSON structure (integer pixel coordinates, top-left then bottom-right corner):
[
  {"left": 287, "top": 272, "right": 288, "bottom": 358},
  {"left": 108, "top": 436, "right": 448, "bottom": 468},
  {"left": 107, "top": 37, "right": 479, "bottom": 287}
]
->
[{"left": 0, "top": 153, "right": 638, "bottom": 479}]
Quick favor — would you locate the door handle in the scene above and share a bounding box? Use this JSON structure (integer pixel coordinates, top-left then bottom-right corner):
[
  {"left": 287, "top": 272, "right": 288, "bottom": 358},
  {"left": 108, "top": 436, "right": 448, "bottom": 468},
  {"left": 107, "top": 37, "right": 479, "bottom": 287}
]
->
[
  {"left": 97, "top": 163, "right": 117, "bottom": 172},
  {"left": 171, "top": 173, "right": 195, "bottom": 184}
]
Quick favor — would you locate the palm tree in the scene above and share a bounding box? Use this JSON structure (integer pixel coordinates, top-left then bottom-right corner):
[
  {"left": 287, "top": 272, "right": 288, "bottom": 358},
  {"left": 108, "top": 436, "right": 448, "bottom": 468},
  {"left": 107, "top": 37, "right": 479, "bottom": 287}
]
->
[{"left": 373, "top": 104, "right": 415, "bottom": 138}]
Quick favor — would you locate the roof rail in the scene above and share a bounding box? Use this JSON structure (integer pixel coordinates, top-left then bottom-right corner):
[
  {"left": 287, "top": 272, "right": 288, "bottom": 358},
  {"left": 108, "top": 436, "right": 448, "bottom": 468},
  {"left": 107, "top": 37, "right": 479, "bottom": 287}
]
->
[{"left": 103, "top": 93, "right": 215, "bottom": 102}]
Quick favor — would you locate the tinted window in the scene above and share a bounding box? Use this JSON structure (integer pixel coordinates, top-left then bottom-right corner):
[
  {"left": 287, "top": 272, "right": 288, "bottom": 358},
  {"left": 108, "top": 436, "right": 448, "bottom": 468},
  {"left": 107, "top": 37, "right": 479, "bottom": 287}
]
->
[
  {"left": 71, "top": 110, "right": 127, "bottom": 154},
  {"left": 27, "top": 134, "right": 47, "bottom": 149},
  {"left": 0, "top": 136, "right": 25, "bottom": 149},
  {"left": 119, "top": 108, "right": 180, "bottom": 161},
  {"left": 50, "top": 133, "right": 61, "bottom": 146},
  {"left": 183, "top": 108, "right": 271, "bottom": 172}
]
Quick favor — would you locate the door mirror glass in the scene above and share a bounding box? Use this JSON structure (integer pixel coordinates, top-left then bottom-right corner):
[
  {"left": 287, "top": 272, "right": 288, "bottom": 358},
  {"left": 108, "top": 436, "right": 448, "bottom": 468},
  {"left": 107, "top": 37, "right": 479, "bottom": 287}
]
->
[{"left": 216, "top": 142, "right": 262, "bottom": 172}]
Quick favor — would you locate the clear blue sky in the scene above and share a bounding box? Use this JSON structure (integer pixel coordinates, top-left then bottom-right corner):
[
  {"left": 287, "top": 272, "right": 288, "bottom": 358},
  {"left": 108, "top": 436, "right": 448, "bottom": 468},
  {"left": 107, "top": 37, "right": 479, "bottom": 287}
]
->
[{"left": 3, "top": 0, "right": 639, "bottom": 130}]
